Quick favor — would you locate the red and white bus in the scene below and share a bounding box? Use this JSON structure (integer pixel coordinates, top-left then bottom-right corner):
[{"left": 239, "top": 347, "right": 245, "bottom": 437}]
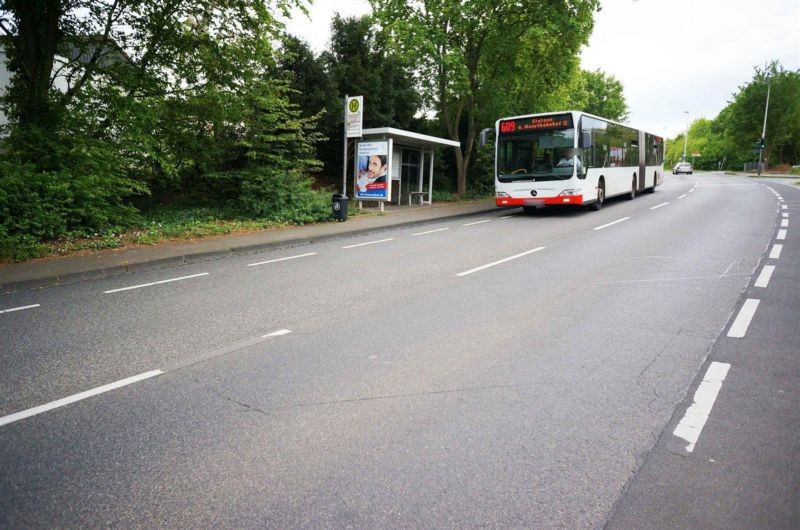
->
[{"left": 483, "top": 111, "right": 664, "bottom": 212}]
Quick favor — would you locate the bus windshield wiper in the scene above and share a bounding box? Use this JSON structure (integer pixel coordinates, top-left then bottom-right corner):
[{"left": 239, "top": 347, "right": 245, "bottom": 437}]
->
[{"left": 499, "top": 173, "right": 537, "bottom": 181}]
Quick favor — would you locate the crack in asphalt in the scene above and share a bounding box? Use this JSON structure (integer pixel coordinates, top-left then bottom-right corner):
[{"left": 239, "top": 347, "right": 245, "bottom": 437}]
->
[
  {"left": 208, "top": 387, "right": 271, "bottom": 417},
  {"left": 282, "top": 382, "right": 529, "bottom": 410}
]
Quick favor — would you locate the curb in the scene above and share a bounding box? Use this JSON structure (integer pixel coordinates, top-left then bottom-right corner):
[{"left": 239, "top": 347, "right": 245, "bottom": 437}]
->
[{"left": 0, "top": 205, "right": 497, "bottom": 295}]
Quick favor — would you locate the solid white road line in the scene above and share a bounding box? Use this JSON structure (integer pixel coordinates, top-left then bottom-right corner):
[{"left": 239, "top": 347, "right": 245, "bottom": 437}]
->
[
  {"left": 104, "top": 272, "right": 210, "bottom": 294},
  {"left": 500, "top": 215, "right": 515, "bottom": 219},
  {"left": 770, "top": 244, "right": 783, "bottom": 259},
  {"left": 0, "top": 303, "right": 40, "bottom": 314},
  {"left": 650, "top": 202, "right": 669, "bottom": 210},
  {"left": 248, "top": 252, "right": 316, "bottom": 267},
  {"left": 781, "top": 219, "right": 789, "bottom": 227},
  {"left": 754, "top": 265, "right": 775, "bottom": 288},
  {"left": 672, "top": 362, "right": 731, "bottom": 453},
  {"left": 0, "top": 370, "right": 164, "bottom": 428},
  {"left": 678, "top": 194, "right": 687, "bottom": 199},
  {"left": 462, "top": 219, "right": 492, "bottom": 227},
  {"left": 727, "top": 298, "right": 760, "bottom": 338},
  {"left": 263, "top": 329, "right": 292, "bottom": 338},
  {"left": 777, "top": 229, "right": 787, "bottom": 240},
  {"left": 342, "top": 238, "right": 395, "bottom": 249},
  {"left": 456, "top": 247, "right": 546, "bottom": 277},
  {"left": 412, "top": 227, "right": 450, "bottom": 236},
  {"left": 593, "top": 217, "right": 630, "bottom": 231}
]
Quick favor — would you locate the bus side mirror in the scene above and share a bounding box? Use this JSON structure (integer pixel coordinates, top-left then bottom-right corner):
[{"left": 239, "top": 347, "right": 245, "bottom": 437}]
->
[
  {"left": 479, "top": 128, "right": 494, "bottom": 148},
  {"left": 580, "top": 131, "right": 592, "bottom": 148}
]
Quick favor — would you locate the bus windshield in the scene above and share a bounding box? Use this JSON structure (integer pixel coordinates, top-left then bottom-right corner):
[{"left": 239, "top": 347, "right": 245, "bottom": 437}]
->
[{"left": 497, "top": 129, "right": 576, "bottom": 182}]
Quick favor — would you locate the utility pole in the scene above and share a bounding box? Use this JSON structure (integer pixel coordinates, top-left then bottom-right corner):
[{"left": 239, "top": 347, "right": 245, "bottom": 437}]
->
[
  {"left": 682, "top": 111, "right": 689, "bottom": 162},
  {"left": 757, "top": 79, "right": 771, "bottom": 176}
]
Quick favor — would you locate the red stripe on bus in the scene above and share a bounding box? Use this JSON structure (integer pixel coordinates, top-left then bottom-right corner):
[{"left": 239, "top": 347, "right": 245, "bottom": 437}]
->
[{"left": 496, "top": 195, "right": 583, "bottom": 207}]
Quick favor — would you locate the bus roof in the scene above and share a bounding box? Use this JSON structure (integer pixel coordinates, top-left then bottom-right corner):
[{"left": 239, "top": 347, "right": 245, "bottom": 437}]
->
[{"left": 495, "top": 110, "right": 662, "bottom": 139}]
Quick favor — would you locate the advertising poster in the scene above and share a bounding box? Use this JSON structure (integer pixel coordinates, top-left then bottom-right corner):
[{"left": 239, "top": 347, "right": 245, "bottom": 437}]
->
[{"left": 355, "top": 141, "right": 390, "bottom": 200}]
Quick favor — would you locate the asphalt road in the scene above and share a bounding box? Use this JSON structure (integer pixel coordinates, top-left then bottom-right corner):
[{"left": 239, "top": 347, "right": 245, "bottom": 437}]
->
[{"left": 1, "top": 173, "right": 797, "bottom": 528}]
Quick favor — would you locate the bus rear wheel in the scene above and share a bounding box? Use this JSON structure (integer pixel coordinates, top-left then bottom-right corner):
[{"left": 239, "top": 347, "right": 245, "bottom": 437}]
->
[
  {"left": 591, "top": 181, "right": 605, "bottom": 211},
  {"left": 647, "top": 172, "right": 657, "bottom": 193},
  {"left": 627, "top": 176, "right": 636, "bottom": 200}
]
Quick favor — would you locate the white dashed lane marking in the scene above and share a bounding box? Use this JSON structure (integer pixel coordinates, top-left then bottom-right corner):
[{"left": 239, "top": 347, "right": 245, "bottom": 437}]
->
[
  {"left": 248, "top": 253, "right": 316, "bottom": 267},
  {"left": 0, "top": 304, "right": 40, "bottom": 315},
  {"left": 593, "top": 217, "right": 630, "bottom": 231},
  {"left": 0, "top": 370, "right": 164, "bottom": 428},
  {"left": 263, "top": 329, "right": 292, "bottom": 338},
  {"left": 727, "top": 299, "right": 760, "bottom": 338},
  {"left": 412, "top": 227, "right": 450, "bottom": 236},
  {"left": 754, "top": 266, "right": 775, "bottom": 288},
  {"left": 104, "top": 273, "right": 210, "bottom": 294},
  {"left": 342, "top": 238, "right": 395, "bottom": 249},
  {"left": 673, "top": 362, "right": 731, "bottom": 453},
  {"left": 456, "top": 247, "right": 546, "bottom": 277}
]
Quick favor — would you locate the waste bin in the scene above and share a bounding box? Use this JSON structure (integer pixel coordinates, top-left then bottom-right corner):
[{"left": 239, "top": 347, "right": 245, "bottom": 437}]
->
[{"left": 332, "top": 193, "right": 348, "bottom": 222}]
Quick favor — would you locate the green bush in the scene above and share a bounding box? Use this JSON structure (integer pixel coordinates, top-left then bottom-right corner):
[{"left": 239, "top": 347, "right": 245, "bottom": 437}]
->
[
  {"left": 237, "top": 166, "right": 331, "bottom": 223},
  {"left": 0, "top": 160, "right": 144, "bottom": 247}
]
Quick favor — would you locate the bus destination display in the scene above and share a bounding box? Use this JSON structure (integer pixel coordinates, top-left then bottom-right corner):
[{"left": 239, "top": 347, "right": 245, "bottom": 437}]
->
[{"left": 499, "top": 114, "right": 573, "bottom": 135}]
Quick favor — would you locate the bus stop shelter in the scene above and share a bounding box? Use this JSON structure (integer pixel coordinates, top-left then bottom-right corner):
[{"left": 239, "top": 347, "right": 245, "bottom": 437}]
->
[{"left": 359, "top": 128, "right": 461, "bottom": 206}]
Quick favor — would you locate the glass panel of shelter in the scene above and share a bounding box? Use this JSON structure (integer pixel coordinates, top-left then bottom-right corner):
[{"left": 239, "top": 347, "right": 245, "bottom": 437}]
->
[{"left": 401, "top": 148, "right": 422, "bottom": 203}]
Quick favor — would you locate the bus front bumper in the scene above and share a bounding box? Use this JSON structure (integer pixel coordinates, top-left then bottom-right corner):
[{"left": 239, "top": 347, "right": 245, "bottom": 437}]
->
[{"left": 496, "top": 195, "right": 584, "bottom": 207}]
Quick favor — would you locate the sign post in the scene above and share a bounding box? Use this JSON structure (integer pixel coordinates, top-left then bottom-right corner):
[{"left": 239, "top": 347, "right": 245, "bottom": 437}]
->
[{"left": 343, "top": 96, "right": 363, "bottom": 195}]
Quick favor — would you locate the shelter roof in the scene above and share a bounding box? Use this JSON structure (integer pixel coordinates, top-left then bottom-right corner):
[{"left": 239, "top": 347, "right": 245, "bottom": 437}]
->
[{"left": 361, "top": 127, "right": 461, "bottom": 149}]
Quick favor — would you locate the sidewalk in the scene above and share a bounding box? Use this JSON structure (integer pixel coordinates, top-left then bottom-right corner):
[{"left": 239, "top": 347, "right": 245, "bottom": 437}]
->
[{"left": 0, "top": 199, "right": 497, "bottom": 294}]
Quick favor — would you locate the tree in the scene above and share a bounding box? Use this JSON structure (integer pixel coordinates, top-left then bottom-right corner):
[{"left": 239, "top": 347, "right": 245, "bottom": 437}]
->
[
  {"left": 0, "top": 0, "right": 304, "bottom": 126},
  {"left": 666, "top": 62, "right": 800, "bottom": 170},
  {"left": 0, "top": 0, "right": 322, "bottom": 247},
  {"left": 567, "top": 69, "right": 629, "bottom": 122},
  {"left": 719, "top": 62, "right": 800, "bottom": 167},
  {"left": 278, "top": 34, "right": 336, "bottom": 121},
  {"left": 370, "top": 0, "right": 599, "bottom": 195},
  {"left": 305, "top": 14, "right": 421, "bottom": 181}
]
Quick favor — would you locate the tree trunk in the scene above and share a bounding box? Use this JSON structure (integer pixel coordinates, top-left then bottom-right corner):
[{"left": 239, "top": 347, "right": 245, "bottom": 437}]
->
[
  {"left": 9, "top": 0, "right": 62, "bottom": 127},
  {"left": 455, "top": 148, "right": 466, "bottom": 195}
]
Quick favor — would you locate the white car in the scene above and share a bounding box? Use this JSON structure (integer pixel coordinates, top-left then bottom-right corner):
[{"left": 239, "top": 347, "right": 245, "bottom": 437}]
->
[{"left": 673, "top": 162, "right": 693, "bottom": 175}]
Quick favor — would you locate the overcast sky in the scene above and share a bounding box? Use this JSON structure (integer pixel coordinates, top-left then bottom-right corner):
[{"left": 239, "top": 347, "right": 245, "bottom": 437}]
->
[{"left": 284, "top": 0, "right": 800, "bottom": 139}]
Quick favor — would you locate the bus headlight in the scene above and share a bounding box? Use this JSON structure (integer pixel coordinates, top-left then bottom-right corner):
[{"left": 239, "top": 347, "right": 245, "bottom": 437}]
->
[
  {"left": 559, "top": 189, "right": 581, "bottom": 196},
  {"left": 496, "top": 191, "right": 509, "bottom": 198}
]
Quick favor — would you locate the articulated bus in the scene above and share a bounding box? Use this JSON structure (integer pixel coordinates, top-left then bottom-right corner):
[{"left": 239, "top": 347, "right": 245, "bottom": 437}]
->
[{"left": 483, "top": 111, "right": 664, "bottom": 212}]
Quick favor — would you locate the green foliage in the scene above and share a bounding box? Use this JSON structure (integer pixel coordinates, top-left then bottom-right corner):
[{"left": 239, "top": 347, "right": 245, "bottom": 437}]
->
[
  {"left": 565, "top": 69, "right": 629, "bottom": 122},
  {"left": 666, "top": 62, "right": 800, "bottom": 170},
  {"left": 0, "top": 152, "right": 145, "bottom": 260},
  {"left": 283, "top": 15, "right": 423, "bottom": 183},
  {"left": 237, "top": 167, "right": 331, "bottom": 222},
  {"left": 0, "top": 0, "right": 327, "bottom": 259},
  {"left": 370, "top": 0, "right": 600, "bottom": 194}
]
